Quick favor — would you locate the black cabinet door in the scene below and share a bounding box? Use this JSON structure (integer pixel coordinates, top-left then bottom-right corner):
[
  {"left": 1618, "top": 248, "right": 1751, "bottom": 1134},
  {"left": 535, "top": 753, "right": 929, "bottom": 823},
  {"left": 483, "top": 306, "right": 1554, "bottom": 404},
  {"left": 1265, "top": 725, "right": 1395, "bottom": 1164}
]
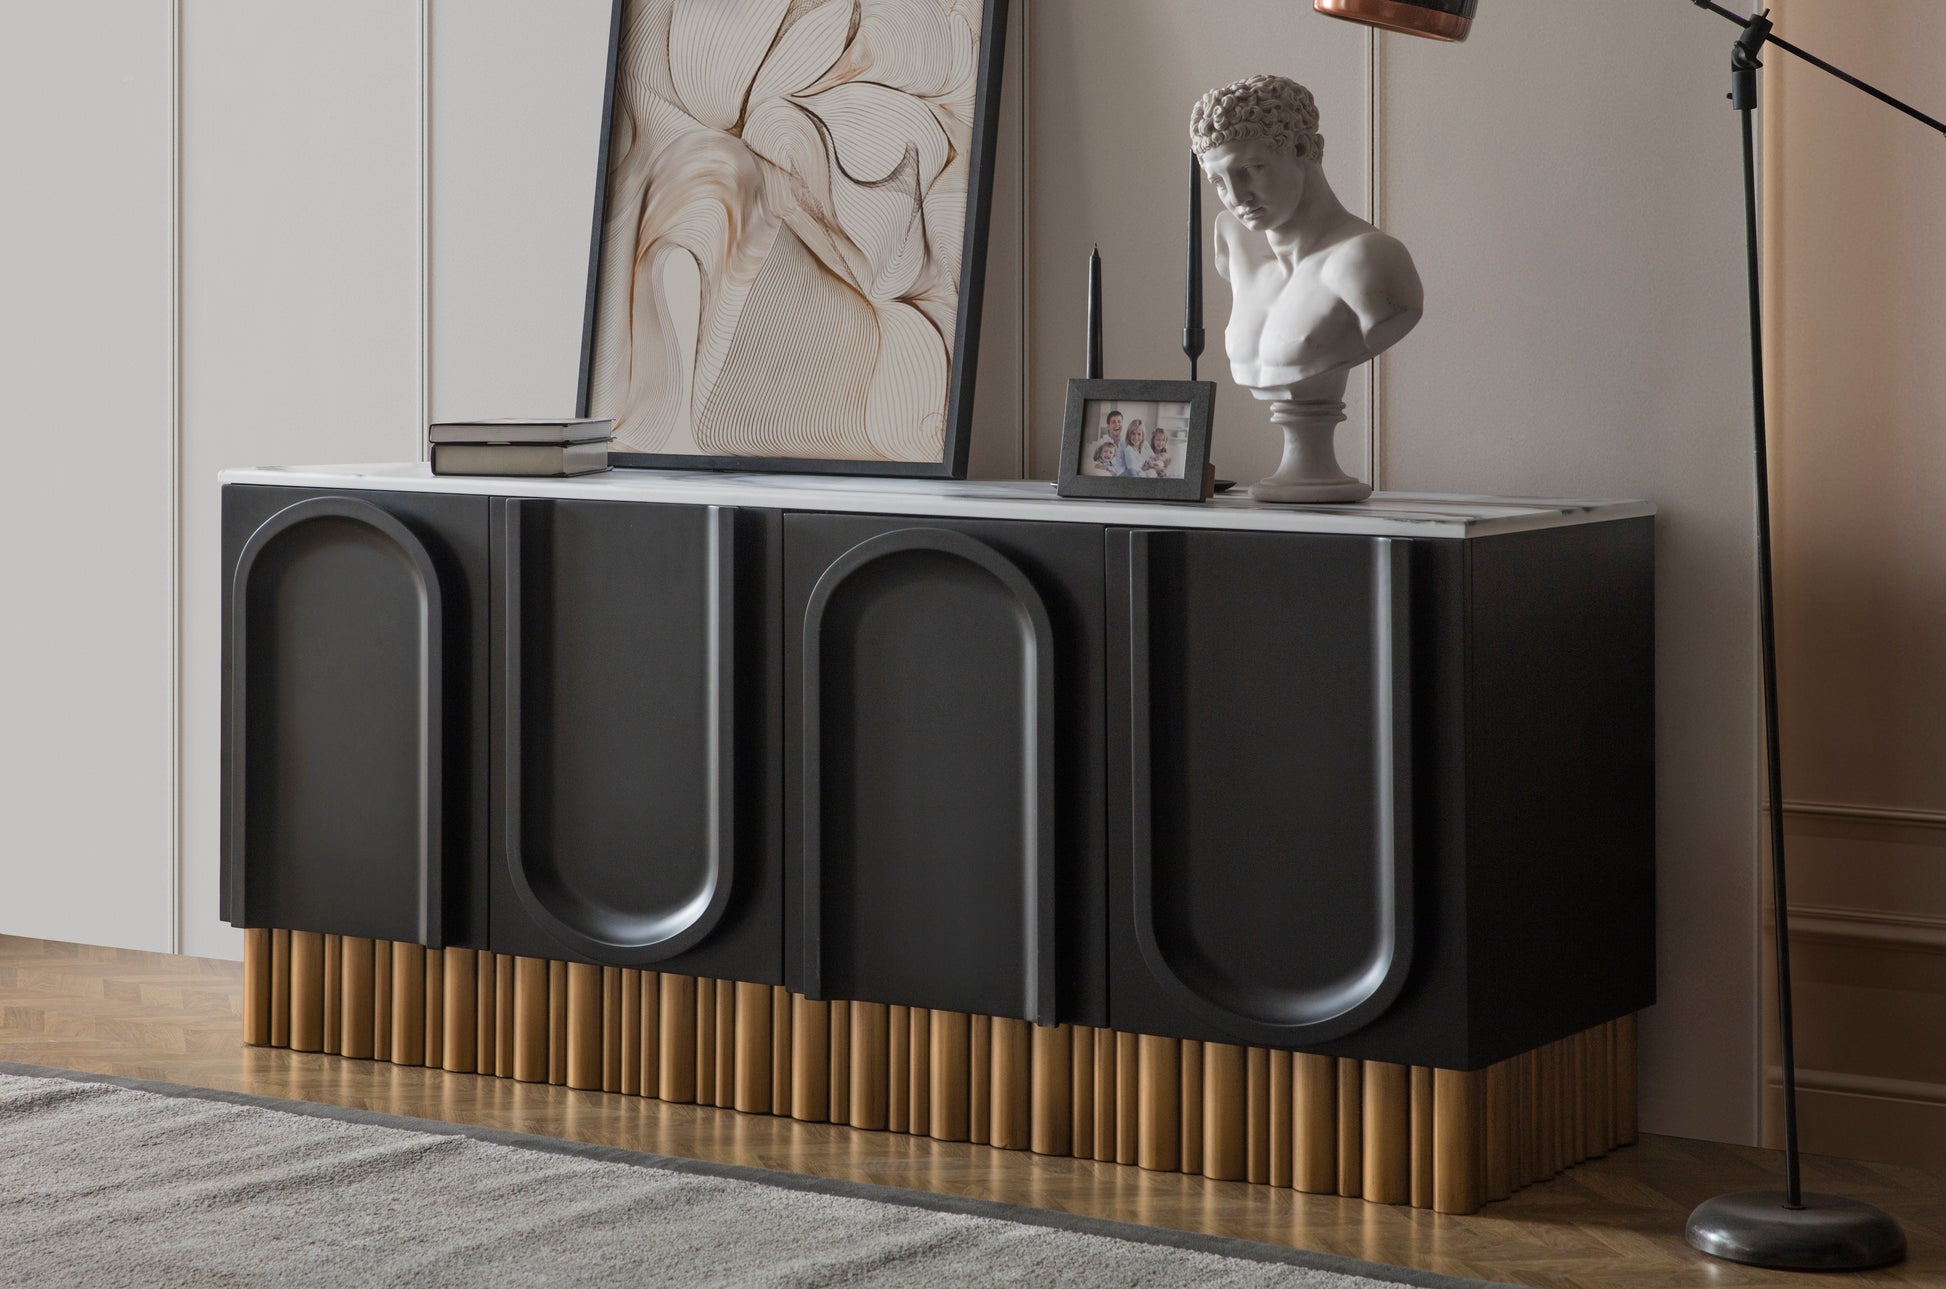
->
[
  {"left": 488, "top": 498, "right": 780, "bottom": 981},
  {"left": 784, "top": 515, "right": 1106, "bottom": 1026},
  {"left": 221, "top": 486, "right": 490, "bottom": 947},
  {"left": 1107, "top": 528, "right": 1415, "bottom": 1049}
]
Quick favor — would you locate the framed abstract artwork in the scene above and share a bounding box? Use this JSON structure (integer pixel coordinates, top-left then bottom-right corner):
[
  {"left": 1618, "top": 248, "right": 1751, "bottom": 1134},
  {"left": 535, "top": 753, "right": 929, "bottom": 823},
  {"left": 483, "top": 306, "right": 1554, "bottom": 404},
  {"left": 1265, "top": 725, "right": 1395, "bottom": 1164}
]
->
[{"left": 578, "top": 0, "right": 1010, "bottom": 478}]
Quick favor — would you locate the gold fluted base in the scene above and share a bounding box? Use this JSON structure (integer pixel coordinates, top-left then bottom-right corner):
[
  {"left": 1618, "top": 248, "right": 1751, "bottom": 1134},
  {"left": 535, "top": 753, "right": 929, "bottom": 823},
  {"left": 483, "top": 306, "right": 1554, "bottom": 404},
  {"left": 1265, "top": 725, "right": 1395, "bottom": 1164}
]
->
[{"left": 240, "top": 928, "right": 1637, "bottom": 1215}]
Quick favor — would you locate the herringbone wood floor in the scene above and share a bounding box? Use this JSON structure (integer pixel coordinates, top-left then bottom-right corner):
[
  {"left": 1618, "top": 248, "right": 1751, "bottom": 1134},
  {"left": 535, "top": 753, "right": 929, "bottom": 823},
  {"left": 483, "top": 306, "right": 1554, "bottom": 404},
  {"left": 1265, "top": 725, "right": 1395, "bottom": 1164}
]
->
[{"left": 3, "top": 934, "right": 1942, "bottom": 1288}]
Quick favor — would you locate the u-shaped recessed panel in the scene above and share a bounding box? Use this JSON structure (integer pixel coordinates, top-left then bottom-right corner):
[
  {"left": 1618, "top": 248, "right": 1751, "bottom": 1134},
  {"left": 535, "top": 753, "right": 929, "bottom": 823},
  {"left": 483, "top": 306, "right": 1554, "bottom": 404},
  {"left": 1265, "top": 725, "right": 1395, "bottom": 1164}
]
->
[
  {"left": 498, "top": 499, "right": 736, "bottom": 964},
  {"left": 228, "top": 496, "right": 445, "bottom": 945},
  {"left": 1125, "top": 531, "right": 1414, "bottom": 1046},
  {"left": 800, "top": 528, "right": 1058, "bottom": 1025}
]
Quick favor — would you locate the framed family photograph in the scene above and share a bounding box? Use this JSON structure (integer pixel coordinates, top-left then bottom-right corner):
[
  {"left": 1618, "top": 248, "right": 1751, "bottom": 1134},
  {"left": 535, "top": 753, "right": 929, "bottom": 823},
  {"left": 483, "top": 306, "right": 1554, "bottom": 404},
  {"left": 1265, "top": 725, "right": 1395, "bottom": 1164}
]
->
[
  {"left": 577, "top": 0, "right": 1010, "bottom": 478},
  {"left": 1056, "top": 379, "right": 1216, "bottom": 501}
]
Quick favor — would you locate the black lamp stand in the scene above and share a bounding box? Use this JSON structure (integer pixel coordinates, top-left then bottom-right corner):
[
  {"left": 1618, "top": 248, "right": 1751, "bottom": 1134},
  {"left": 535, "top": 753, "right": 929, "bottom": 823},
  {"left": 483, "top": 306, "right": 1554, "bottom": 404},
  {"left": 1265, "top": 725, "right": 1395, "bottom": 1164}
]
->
[{"left": 1684, "top": 1, "right": 1944, "bottom": 1270}]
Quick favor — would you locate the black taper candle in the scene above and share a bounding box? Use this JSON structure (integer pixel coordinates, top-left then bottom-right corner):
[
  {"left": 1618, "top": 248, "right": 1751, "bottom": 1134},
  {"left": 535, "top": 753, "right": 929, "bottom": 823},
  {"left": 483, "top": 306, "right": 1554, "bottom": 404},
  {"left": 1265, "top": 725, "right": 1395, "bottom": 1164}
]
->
[
  {"left": 1086, "top": 244, "right": 1103, "bottom": 380},
  {"left": 1184, "top": 151, "right": 1205, "bottom": 381}
]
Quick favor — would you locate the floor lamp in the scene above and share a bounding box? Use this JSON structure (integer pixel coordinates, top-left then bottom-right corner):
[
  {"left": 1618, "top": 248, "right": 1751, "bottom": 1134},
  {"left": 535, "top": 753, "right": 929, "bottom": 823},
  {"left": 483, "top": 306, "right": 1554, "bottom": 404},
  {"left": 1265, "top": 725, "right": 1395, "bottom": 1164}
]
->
[{"left": 1313, "top": 0, "right": 1944, "bottom": 1271}]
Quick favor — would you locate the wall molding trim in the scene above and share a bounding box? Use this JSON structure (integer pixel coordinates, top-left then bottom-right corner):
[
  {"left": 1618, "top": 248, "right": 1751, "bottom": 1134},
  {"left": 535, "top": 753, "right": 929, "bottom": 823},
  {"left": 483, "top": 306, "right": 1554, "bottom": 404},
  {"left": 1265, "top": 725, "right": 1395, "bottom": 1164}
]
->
[
  {"left": 1768, "top": 903, "right": 1946, "bottom": 957},
  {"left": 1781, "top": 799, "right": 1946, "bottom": 830}
]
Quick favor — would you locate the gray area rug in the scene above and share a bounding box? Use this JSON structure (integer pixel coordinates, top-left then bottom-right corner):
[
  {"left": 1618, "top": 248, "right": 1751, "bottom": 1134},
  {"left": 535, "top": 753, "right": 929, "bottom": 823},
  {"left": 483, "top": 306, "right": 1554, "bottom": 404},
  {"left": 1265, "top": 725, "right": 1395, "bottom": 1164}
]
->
[{"left": 0, "top": 1062, "right": 1512, "bottom": 1288}]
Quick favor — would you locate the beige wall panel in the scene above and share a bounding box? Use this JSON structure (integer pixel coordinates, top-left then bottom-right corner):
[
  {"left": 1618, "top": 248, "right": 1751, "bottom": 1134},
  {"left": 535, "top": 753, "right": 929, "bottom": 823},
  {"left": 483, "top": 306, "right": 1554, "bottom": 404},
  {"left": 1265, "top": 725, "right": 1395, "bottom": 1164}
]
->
[
  {"left": 425, "top": 0, "right": 607, "bottom": 426},
  {"left": 177, "top": 0, "right": 426, "bottom": 959},
  {"left": 1025, "top": 0, "right": 1374, "bottom": 487},
  {"left": 1380, "top": 1, "right": 1761, "bottom": 1144},
  {"left": 1766, "top": 0, "right": 1946, "bottom": 1168},
  {"left": 0, "top": 0, "right": 175, "bottom": 955},
  {"left": 1768, "top": 2, "right": 1946, "bottom": 811}
]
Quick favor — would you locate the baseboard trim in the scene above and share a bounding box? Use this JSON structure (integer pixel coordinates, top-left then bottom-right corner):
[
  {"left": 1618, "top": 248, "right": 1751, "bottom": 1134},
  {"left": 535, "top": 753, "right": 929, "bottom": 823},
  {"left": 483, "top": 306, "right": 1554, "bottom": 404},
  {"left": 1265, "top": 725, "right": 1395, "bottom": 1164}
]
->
[
  {"left": 1764, "top": 1067, "right": 1946, "bottom": 1169},
  {"left": 1769, "top": 1066, "right": 1946, "bottom": 1109}
]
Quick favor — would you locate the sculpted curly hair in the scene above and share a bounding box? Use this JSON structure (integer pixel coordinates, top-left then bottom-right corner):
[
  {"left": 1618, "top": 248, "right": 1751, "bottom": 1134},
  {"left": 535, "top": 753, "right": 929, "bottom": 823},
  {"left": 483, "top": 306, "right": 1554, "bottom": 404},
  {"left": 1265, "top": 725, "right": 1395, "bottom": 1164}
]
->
[{"left": 1190, "top": 74, "right": 1324, "bottom": 165}]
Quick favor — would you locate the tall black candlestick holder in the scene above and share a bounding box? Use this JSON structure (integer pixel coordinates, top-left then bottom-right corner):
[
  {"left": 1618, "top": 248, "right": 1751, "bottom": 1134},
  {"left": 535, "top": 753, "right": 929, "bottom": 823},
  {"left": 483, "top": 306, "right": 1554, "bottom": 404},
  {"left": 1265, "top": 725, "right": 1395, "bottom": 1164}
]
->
[
  {"left": 1185, "top": 151, "right": 1205, "bottom": 381},
  {"left": 1086, "top": 245, "right": 1103, "bottom": 380}
]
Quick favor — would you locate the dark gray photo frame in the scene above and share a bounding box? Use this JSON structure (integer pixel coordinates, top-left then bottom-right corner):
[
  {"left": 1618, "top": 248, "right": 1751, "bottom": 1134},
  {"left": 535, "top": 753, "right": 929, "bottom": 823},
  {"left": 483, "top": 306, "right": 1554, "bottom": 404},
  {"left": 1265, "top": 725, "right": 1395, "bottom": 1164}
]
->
[
  {"left": 576, "top": 0, "right": 1009, "bottom": 480},
  {"left": 1057, "top": 380, "right": 1216, "bottom": 502}
]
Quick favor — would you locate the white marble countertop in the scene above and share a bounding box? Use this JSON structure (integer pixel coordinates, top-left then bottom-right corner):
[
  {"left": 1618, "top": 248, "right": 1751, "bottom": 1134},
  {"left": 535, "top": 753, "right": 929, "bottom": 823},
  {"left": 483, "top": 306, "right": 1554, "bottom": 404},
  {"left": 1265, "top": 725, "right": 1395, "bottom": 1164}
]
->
[{"left": 219, "top": 462, "right": 1654, "bottom": 540}]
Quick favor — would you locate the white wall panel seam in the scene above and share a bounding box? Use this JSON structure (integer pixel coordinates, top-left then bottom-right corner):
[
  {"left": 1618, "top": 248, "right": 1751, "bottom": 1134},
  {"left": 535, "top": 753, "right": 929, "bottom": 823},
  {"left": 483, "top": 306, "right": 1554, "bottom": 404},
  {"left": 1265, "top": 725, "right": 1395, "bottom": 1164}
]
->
[
  {"left": 170, "top": 0, "right": 185, "bottom": 956},
  {"left": 422, "top": 0, "right": 433, "bottom": 457},
  {"left": 1018, "top": 0, "right": 1031, "bottom": 480},
  {"left": 1365, "top": 26, "right": 1381, "bottom": 491}
]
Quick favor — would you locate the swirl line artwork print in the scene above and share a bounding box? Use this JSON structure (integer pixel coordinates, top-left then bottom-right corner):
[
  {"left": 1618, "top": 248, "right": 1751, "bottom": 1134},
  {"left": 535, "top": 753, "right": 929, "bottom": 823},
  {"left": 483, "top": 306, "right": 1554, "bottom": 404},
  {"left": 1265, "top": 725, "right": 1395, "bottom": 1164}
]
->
[{"left": 588, "top": 0, "right": 988, "bottom": 465}]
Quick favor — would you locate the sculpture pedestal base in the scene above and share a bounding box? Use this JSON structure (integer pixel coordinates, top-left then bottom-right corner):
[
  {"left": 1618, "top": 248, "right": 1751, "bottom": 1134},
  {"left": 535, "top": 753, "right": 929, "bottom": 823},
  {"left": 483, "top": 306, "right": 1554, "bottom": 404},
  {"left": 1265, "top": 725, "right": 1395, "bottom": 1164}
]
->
[{"left": 1252, "top": 398, "right": 1371, "bottom": 505}]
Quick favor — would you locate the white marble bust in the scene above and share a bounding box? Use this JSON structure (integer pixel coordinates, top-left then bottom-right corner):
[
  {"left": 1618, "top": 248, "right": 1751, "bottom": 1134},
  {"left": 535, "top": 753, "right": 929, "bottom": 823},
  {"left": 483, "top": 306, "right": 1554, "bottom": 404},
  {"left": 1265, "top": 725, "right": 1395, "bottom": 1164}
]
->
[{"left": 1193, "top": 75, "right": 1423, "bottom": 503}]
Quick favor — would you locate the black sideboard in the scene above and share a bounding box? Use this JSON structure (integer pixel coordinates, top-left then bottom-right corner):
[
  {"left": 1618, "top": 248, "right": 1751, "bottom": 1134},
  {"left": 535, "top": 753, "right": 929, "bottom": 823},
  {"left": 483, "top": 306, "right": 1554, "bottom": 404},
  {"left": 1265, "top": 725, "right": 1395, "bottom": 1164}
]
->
[{"left": 221, "top": 468, "right": 1653, "bottom": 1078}]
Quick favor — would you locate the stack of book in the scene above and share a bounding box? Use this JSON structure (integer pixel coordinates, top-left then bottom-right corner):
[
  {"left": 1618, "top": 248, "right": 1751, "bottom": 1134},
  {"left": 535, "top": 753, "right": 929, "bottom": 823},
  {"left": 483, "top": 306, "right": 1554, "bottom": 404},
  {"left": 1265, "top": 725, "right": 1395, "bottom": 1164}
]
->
[{"left": 428, "top": 418, "right": 614, "bottom": 477}]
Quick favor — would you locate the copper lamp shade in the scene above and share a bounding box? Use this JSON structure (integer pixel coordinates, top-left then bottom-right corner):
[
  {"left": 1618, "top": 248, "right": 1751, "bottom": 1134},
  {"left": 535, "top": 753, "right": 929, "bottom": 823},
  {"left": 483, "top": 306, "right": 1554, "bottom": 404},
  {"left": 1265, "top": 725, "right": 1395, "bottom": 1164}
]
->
[{"left": 1314, "top": 0, "right": 1475, "bottom": 42}]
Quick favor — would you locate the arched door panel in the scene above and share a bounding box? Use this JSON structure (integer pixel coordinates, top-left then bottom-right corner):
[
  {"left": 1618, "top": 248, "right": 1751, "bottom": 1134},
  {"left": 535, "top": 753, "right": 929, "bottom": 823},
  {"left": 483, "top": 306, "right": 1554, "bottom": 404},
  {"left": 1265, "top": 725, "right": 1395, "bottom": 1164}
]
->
[
  {"left": 785, "top": 516, "right": 1107, "bottom": 1026},
  {"left": 226, "top": 493, "right": 480, "bottom": 945},
  {"left": 488, "top": 499, "right": 778, "bottom": 980},
  {"left": 1110, "top": 529, "right": 1415, "bottom": 1048}
]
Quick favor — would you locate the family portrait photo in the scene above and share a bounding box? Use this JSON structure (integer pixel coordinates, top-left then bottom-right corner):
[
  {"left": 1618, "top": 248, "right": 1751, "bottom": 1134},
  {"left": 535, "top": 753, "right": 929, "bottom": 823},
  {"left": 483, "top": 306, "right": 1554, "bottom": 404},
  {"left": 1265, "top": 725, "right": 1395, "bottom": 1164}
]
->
[
  {"left": 1078, "top": 401, "right": 1193, "bottom": 480},
  {"left": 1056, "top": 379, "right": 1215, "bottom": 503}
]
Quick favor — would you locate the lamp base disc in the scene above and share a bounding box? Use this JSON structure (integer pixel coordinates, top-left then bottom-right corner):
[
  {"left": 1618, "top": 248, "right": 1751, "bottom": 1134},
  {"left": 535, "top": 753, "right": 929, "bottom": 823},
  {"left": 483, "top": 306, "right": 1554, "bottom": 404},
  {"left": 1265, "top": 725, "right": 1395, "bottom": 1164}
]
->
[{"left": 1687, "top": 1191, "right": 1906, "bottom": 1270}]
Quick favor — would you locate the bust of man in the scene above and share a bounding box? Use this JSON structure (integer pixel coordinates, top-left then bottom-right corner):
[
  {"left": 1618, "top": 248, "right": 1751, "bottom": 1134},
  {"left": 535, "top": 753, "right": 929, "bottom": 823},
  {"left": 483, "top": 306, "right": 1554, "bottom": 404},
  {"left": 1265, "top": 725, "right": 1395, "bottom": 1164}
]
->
[{"left": 1192, "top": 75, "right": 1423, "bottom": 502}]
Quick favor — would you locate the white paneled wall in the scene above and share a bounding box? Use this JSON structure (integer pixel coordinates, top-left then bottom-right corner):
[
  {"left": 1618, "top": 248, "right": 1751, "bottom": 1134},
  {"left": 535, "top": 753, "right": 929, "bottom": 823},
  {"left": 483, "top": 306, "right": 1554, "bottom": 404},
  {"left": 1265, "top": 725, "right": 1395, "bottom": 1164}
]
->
[
  {"left": 426, "top": 0, "right": 611, "bottom": 424},
  {"left": 0, "top": 3, "right": 177, "bottom": 951},
  {"left": 3, "top": 0, "right": 1772, "bottom": 1144},
  {"left": 177, "top": 1, "right": 428, "bottom": 957}
]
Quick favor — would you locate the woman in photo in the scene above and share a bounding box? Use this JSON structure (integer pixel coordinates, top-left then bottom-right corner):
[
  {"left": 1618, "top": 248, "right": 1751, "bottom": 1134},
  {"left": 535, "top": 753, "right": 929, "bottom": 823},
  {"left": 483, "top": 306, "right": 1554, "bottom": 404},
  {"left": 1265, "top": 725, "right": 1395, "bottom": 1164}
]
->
[
  {"left": 1118, "top": 418, "right": 1151, "bottom": 476},
  {"left": 1141, "top": 426, "right": 1174, "bottom": 478}
]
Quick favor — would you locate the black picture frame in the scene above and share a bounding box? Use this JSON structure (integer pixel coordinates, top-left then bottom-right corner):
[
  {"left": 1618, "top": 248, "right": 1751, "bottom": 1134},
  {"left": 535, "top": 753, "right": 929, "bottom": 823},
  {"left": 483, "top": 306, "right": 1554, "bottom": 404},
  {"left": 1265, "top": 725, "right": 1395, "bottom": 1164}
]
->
[
  {"left": 1057, "top": 380, "right": 1217, "bottom": 502},
  {"left": 575, "top": 0, "right": 1010, "bottom": 481}
]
